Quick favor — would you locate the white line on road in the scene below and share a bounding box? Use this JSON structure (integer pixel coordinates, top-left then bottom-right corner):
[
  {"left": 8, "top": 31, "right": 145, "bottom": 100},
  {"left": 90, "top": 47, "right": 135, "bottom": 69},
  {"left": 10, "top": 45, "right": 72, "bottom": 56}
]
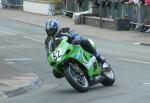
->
[
  {"left": 118, "top": 57, "right": 150, "bottom": 65},
  {"left": 4, "top": 58, "right": 32, "bottom": 62},
  {"left": 23, "top": 36, "right": 43, "bottom": 43},
  {"left": 142, "top": 83, "right": 150, "bottom": 85},
  {"left": 133, "top": 42, "right": 140, "bottom": 45},
  {"left": 0, "top": 27, "right": 23, "bottom": 34},
  {"left": 0, "top": 30, "right": 16, "bottom": 36}
]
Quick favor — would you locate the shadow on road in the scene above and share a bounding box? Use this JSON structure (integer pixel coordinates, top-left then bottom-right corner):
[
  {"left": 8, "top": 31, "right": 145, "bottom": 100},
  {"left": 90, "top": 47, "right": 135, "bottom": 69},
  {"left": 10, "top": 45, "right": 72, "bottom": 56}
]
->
[
  {"left": 54, "top": 84, "right": 116, "bottom": 94},
  {"left": 55, "top": 88, "right": 77, "bottom": 94}
]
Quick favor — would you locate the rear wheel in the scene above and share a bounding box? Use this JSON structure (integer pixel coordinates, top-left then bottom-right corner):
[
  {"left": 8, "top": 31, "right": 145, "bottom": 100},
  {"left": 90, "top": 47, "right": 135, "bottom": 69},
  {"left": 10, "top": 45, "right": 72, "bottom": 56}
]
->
[
  {"left": 64, "top": 63, "right": 89, "bottom": 93},
  {"left": 101, "top": 67, "right": 115, "bottom": 86}
]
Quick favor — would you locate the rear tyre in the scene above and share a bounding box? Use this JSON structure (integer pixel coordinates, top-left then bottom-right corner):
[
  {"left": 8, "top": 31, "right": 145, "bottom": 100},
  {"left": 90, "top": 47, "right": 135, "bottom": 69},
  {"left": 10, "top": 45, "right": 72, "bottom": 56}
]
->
[{"left": 64, "top": 63, "right": 89, "bottom": 93}]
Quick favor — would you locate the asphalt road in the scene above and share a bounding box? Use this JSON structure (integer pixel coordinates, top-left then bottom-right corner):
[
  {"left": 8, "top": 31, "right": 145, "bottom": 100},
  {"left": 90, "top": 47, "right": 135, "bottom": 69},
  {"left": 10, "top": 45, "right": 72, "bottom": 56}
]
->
[{"left": 1, "top": 19, "right": 150, "bottom": 103}]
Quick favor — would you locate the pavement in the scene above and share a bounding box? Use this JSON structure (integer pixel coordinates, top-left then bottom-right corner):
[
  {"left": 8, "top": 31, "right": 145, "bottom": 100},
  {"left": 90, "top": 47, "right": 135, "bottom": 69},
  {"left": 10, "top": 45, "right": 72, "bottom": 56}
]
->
[
  {"left": 0, "top": 9, "right": 150, "bottom": 44},
  {"left": 0, "top": 8, "right": 150, "bottom": 99},
  {"left": 0, "top": 73, "right": 41, "bottom": 99},
  {"left": 0, "top": 56, "right": 41, "bottom": 99}
]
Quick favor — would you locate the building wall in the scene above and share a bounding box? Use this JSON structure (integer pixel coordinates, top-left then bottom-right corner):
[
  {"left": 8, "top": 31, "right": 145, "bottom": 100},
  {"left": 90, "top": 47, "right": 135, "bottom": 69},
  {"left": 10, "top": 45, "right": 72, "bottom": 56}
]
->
[{"left": 23, "top": 1, "right": 49, "bottom": 15}]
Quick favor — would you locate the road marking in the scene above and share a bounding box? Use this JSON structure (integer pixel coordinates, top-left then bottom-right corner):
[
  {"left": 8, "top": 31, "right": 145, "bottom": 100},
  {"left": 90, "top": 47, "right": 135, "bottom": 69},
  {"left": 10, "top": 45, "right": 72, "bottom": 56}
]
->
[
  {"left": 119, "top": 57, "right": 150, "bottom": 65},
  {"left": 5, "top": 62, "right": 15, "bottom": 64},
  {"left": 0, "top": 30, "right": 16, "bottom": 36},
  {"left": 142, "top": 83, "right": 150, "bottom": 85},
  {"left": 12, "top": 73, "right": 38, "bottom": 80},
  {"left": 4, "top": 58, "right": 32, "bottom": 62},
  {"left": 133, "top": 42, "right": 150, "bottom": 46},
  {"left": 23, "top": 36, "right": 43, "bottom": 43},
  {"left": 0, "top": 45, "right": 32, "bottom": 49},
  {"left": 133, "top": 42, "right": 140, "bottom": 45},
  {"left": 0, "top": 27, "right": 23, "bottom": 34}
]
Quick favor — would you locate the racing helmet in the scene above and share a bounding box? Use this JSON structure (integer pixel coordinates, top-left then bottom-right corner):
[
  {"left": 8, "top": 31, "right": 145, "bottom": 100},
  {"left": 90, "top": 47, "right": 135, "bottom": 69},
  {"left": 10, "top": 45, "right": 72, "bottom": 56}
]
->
[{"left": 45, "top": 19, "right": 59, "bottom": 37}]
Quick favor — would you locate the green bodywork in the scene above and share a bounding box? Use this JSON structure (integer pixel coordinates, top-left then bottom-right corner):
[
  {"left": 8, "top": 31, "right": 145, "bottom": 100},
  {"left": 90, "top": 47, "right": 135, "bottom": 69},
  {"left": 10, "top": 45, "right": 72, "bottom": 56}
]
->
[{"left": 48, "top": 37, "right": 101, "bottom": 77}]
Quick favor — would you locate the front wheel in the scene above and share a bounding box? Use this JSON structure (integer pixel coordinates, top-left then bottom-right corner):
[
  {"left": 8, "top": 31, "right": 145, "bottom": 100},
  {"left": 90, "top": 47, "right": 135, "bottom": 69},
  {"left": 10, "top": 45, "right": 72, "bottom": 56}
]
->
[
  {"left": 64, "top": 63, "right": 89, "bottom": 93},
  {"left": 101, "top": 67, "right": 115, "bottom": 86}
]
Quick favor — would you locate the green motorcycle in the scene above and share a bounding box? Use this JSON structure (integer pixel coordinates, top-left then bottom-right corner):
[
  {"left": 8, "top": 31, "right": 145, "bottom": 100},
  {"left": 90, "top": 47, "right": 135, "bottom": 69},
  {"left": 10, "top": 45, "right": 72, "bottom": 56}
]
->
[{"left": 48, "top": 36, "right": 115, "bottom": 92}]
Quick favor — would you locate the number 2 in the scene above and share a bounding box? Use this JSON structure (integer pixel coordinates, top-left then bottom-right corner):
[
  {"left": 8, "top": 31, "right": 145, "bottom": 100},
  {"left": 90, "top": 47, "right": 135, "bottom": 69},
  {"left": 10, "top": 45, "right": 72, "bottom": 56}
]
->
[{"left": 53, "top": 50, "right": 62, "bottom": 61}]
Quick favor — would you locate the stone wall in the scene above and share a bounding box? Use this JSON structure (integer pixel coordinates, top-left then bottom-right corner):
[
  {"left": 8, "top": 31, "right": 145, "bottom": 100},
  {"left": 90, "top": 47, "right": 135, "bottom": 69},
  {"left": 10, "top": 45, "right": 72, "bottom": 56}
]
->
[
  {"left": 83, "top": 16, "right": 130, "bottom": 31},
  {"left": 84, "top": 16, "right": 117, "bottom": 30}
]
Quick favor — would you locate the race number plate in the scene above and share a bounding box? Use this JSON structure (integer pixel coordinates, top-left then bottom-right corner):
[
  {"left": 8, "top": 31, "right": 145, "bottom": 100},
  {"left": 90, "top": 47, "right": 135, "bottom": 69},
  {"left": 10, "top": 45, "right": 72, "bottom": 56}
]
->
[{"left": 52, "top": 49, "right": 64, "bottom": 61}]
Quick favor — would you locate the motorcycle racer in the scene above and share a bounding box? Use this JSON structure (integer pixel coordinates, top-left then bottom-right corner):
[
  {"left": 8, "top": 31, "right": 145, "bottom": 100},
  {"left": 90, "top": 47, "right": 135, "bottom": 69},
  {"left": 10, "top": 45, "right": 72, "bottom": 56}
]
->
[{"left": 45, "top": 19, "right": 109, "bottom": 72}]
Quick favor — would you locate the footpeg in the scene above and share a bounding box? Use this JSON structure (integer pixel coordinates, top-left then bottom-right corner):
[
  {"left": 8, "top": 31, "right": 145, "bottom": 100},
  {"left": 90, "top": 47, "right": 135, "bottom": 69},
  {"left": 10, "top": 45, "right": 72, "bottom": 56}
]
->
[{"left": 102, "top": 63, "right": 110, "bottom": 68}]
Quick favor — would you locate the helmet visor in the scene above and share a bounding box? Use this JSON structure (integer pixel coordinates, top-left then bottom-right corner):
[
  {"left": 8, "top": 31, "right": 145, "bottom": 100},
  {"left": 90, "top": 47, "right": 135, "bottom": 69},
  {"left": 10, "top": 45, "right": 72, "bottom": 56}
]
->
[{"left": 46, "top": 28, "right": 57, "bottom": 36}]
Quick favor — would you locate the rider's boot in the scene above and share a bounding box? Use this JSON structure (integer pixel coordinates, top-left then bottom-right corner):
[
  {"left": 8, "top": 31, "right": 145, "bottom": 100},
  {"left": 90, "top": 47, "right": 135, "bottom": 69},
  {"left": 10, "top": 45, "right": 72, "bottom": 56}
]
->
[{"left": 95, "top": 54, "right": 110, "bottom": 72}]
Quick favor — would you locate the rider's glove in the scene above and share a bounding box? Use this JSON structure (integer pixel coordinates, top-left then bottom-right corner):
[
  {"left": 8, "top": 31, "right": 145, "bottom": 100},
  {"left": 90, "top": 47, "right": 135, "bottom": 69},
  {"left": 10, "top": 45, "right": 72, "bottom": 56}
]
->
[{"left": 71, "top": 33, "right": 81, "bottom": 45}]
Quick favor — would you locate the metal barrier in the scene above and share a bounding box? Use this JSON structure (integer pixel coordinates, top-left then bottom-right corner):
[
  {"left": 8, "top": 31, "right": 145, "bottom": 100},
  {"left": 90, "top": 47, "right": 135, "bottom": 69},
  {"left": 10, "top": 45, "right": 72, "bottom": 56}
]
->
[
  {"left": 48, "top": 3, "right": 56, "bottom": 15},
  {"left": 62, "top": 0, "right": 150, "bottom": 27},
  {"left": 95, "top": 2, "right": 150, "bottom": 27},
  {"left": 62, "top": 0, "right": 90, "bottom": 12},
  {"left": 121, "top": 3, "right": 149, "bottom": 26},
  {"left": 0, "top": 0, "right": 23, "bottom": 9}
]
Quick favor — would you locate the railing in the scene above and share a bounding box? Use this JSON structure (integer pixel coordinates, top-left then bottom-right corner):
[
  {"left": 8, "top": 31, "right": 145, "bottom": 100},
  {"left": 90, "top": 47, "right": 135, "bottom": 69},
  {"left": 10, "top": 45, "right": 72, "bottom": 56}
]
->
[
  {"left": 0, "top": 0, "right": 23, "bottom": 9},
  {"left": 105, "top": 3, "right": 150, "bottom": 27},
  {"left": 61, "top": 0, "right": 90, "bottom": 12},
  {"left": 62, "top": 0, "right": 150, "bottom": 27},
  {"left": 93, "top": 2, "right": 150, "bottom": 27}
]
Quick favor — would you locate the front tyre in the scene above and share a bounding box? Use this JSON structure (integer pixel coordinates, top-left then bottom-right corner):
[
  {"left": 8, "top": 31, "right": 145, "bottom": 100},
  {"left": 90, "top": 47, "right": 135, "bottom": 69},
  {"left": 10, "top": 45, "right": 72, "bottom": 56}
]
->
[
  {"left": 64, "top": 63, "right": 89, "bottom": 93},
  {"left": 101, "top": 67, "right": 115, "bottom": 86}
]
